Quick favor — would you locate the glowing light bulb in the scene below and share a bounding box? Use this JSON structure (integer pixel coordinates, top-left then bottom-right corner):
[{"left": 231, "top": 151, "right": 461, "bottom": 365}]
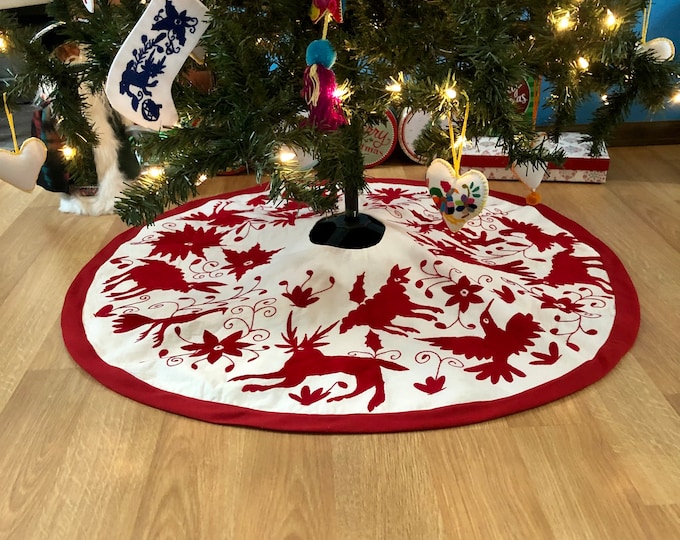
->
[
  {"left": 672, "top": 91, "right": 680, "bottom": 104},
  {"left": 601, "top": 94, "right": 609, "bottom": 103},
  {"left": 333, "top": 84, "right": 350, "bottom": 100},
  {"left": 145, "top": 166, "right": 165, "bottom": 179},
  {"left": 197, "top": 173, "right": 208, "bottom": 185},
  {"left": 279, "top": 146, "right": 297, "bottom": 163},
  {"left": 385, "top": 81, "right": 402, "bottom": 93},
  {"left": 0, "top": 35, "right": 8, "bottom": 54},
  {"left": 577, "top": 57, "right": 590, "bottom": 70},
  {"left": 556, "top": 14, "right": 572, "bottom": 31},
  {"left": 604, "top": 9, "right": 617, "bottom": 28},
  {"left": 61, "top": 146, "right": 76, "bottom": 160},
  {"left": 444, "top": 88, "right": 457, "bottom": 100}
]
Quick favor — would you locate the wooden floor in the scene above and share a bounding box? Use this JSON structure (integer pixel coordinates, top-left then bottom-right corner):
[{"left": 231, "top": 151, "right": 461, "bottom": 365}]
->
[{"left": 0, "top": 145, "right": 679, "bottom": 539}]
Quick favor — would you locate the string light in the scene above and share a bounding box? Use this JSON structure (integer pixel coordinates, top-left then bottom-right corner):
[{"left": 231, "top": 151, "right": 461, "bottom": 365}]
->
[
  {"left": 672, "top": 90, "right": 680, "bottom": 104},
  {"left": 332, "top": 82, "right": 351, "bottom": 101},
  {"left": 0, "top": 34, "right": 8, "bottom": 54},
  {"left": 444, "top": 87, "right": 457, "bottom": 100},
  {"left": 554, "top": 13, "right": 573, "bottom": 31},
  {"left": 61, "top": 146, "right": 76, "bottom": 160},
  {"left": 279, "top": 146, "right": 297, "bottom": 163},
  {"left": 144, "top": 166, "right": 165, "bottom": 179},
  {"left": 385, "top": 80, "right": 402, "bottom": 93},
  {"left": 196, "top": 173, "right": 208, "bottom": 186},
  {"left": 577, "top": 57, "right": 590, "bottom": 70},
  {"left": 604, "top": 9, "right": 618, "bottom": 29}
]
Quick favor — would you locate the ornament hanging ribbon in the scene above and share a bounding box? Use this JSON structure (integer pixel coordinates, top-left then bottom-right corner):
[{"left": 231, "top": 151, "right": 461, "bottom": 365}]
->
[
  {"left": 426, "top": 95, "right": 489, "bottom": 233},
  {"left": 0, "top": 93, "right": 47, "bottom": 192},
  {"left": 638, "top": 1, "right": 675, "bottom": 61},
  {"left": 105, "top": 0, "right": 210, "bottom": 129}
]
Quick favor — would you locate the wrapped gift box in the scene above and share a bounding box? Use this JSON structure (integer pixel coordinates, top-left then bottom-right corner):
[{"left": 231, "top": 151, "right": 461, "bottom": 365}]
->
[{"left": 459, "top": 132, "right": 609, "bottom": 183}]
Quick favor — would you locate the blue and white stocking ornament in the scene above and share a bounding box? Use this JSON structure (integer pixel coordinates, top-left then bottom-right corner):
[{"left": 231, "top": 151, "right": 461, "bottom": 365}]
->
[{"left": 105, "top": 0, "right": 210, "bottom": 130}]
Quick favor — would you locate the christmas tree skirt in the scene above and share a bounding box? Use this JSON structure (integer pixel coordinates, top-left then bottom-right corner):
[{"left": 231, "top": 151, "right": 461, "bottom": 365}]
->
[{"left": 62, "top": 180, "right": 639, "bottom": 433}]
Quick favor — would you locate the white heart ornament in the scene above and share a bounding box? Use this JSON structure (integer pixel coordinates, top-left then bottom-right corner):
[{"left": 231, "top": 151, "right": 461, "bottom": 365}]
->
[
  {"left": 637, "top": 37, "right": 675, "bottom": 62},
  {"left": 82, "top": 0, "right": 95, "bottom": 13},
  {"left": 511, "top": 161, "right": 545, "bottom": 190},
  {"left": 0, "top": 138, "right": 48, "bottom": 193},
  {"left": 426, "top": 158, "right": 489, "bottom": 233}
]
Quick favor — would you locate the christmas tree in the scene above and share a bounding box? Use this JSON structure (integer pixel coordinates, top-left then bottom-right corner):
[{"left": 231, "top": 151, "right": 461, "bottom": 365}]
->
[{"left": 1, "top": 0, "right": 677, "bottom": 235}]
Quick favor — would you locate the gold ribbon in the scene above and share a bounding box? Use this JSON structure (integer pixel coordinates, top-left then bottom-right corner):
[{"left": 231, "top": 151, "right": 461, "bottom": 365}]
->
[
  {"left": 447, "top": 95, "right": 470, "bottom": 177},
  {"left": 3, "top": 93, "right": 20, "bottom": 154}
]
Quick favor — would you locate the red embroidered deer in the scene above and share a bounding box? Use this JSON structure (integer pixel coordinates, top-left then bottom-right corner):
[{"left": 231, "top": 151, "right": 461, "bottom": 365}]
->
[
  {"left": 339, "top": 264, "right": 444, "bottom": 336},
  {"left": 524, "top": 232, "right": 613, "bottom": 294},
  {"left": 102, "top": 258, "right": 224, "bottom": 300},
  {"left": 230, "top": 314, "right": 408, "bottom": 411}
]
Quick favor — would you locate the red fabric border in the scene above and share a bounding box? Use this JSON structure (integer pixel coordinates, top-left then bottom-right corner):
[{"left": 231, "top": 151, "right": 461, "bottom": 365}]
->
[{"left": 61, "top": 180, "right": 639, "bottom": 433}]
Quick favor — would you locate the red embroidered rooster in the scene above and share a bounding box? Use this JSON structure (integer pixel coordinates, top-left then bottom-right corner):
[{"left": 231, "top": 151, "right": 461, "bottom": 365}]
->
[{"left": 421, "top": 300, "right": 543, "bottom": 383}]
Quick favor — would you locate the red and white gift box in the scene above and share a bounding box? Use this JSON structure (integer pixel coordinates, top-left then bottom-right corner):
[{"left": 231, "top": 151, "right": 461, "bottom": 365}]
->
[
  {"left": 459, "top": 133, "right": 609, "bottom": 184},
  {"left": 398, "top": 110, "right": 609, "bottom": 183}
]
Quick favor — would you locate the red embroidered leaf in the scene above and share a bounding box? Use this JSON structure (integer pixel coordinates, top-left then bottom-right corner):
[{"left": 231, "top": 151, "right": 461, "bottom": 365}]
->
[
  {"left": 349, "top": 273, "right": 366, "bottom": 304},
  {"left": 530, "top": 341, "right": 561, "bottom": 365},
  {"left": 493, "top": 285, "right": 515, "bottom": 303},
  {"left": 365, "top": 330, "right": 382, "bottom": 354},
  {"left": 95, "top": 304, "right": 114, "bottom": 317}
]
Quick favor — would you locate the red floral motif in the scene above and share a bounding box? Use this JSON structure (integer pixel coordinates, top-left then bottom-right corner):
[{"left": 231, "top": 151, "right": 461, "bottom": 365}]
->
[
  {"left": 181, "top": 329, "right": 250, "bottom": 371},
  {"left": 288, "top": 381, "right": 350, "bottom": 405},
  {"left": 441, "top": 275, "right": 484, "bottom": 312},
  {"left": 289, "top": 385, "right": 332, "bottom": 405},
  {"left": 537, "top": 293, "right": 586, "bottom": 314},
  {"left": 183, "top": 208, "right": 251, "bottom": 228},
  {"left": 530, "top": 341, "right": 561, "bottom": 365},
  {"left": 413, "top": 375, "right": 446, "bottom": 394},
  {"left": 147, "top": 225, "right": 224, "bottom": 261},
  {"left": 222, "top": 243, "right": 283, "bottom": 280},
  {"left": 493, "top": 285, "right": 516, "bottom": 303},
  {"left": 367, "top": 186, "right": 412, "bottom": 205},
  {"left": 280, "top": 270, "right": 335, "bottom": 308}
]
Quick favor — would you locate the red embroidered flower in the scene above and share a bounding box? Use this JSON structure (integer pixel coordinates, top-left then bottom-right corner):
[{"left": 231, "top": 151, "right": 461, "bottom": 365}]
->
[
  {"left": 413, "top": 375, "right": 446, "bottom": 394},
  {"left": 537, "top": 293, "right": 585, "bottom": 314},
  {"left": 148, "top": 225, "right": 224, "bottom": 261},
  {"left": 222, "top": 243, "right": 283, "bottom": 280},
  {"left": 288, "top": 385, "right": 332, "bottom": 405},
  {"left": 183, "top": 209, "right": 251, "bottom": 228},
  {"left": 441, "top": 276, "right": 484, "bottom": 312},
  {"left": 367, "top": 187, "right": 410, "bottom": 204},
  {"left": 181, "top": 329, "right": 250, "bottom": 364}
]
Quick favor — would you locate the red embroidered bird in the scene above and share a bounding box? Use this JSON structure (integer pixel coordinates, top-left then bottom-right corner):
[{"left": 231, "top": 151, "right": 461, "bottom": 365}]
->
[{"left": 421, "top": 300, "right": 543, "bottom": 383}]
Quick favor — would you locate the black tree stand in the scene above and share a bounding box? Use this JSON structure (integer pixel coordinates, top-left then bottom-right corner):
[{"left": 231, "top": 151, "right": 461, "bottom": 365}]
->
[{"left": 308, "top": 121, "right": 386, "bottom": 249}]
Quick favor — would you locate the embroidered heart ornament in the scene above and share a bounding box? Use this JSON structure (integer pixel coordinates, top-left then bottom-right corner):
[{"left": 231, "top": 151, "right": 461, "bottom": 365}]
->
[
  {"left": 0, "top": 138, "right": 47, "bottom": 193},
  {"left": 637, "top": 37, "right": 675, "bottom": 62},
  {"left": 426, "top": 158, "right": 489, "bottom": 233}
]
